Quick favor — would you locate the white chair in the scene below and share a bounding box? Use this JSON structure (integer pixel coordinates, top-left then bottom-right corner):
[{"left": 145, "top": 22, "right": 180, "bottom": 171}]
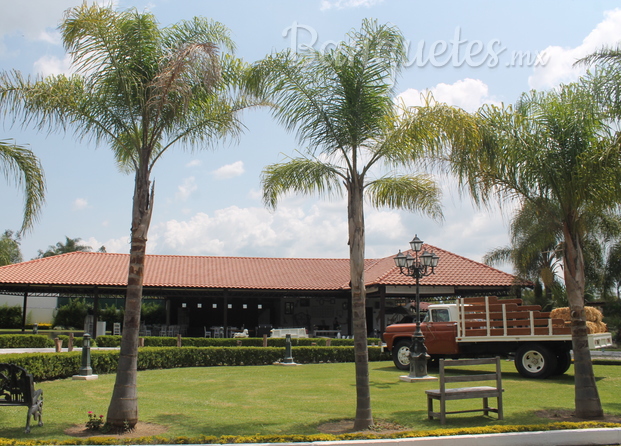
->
[{"left": 204, "top": 327, "right": 212, "bottom": 337}]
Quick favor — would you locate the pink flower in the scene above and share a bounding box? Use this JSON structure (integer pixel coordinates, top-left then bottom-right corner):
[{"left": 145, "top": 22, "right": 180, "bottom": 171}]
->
[{"left": 88, "top": 411, "right": 93, "bottom": 414}]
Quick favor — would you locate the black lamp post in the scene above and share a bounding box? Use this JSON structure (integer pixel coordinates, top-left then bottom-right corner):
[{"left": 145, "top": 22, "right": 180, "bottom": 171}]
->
[{"left": 394, "top": 235, "right": 439, "bottom": 380}]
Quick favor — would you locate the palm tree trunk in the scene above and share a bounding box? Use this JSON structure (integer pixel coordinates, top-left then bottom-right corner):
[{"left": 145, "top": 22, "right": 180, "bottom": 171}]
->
[
  {"left": 348, "top": 179, "right": 373, "bottom": 430},
  {"left": 106, "top": 158, "right": 154, "bottom": 429},
  {"left": 562, "top": 224, "right": 603, "bottom": 419}
]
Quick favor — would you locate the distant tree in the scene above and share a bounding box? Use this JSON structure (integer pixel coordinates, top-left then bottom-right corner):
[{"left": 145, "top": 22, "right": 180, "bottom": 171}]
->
[
  {"left": 0, "top": 229, "right": 22, "bottom": 266},
  {"left": 484, "top": 201, "right": 564, "bottom": 311},
  {"left": 36, "top": 236, "right": 93, "bottom": 258},
  {"left": 0, "top": 140, "right": 45, "bottom": 233}
]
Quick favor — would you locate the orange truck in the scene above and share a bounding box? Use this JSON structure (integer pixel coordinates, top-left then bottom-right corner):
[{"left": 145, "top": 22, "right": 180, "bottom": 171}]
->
[{"left": 382, "top": 296, "right": 612, "bottom": 379}]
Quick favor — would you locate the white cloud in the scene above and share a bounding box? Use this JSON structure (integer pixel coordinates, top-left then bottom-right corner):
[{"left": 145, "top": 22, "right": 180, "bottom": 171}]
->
[
  {"left": 176, "top": 177, "right": 197, "bottom": 201},
  {"left": 319, "top": 0, "right": 383, "bottom": 11},
  {"left": 33, "top": 54, "right": 73, "bottom": 76},
  {"left": 397, "top": 78, "right": 500, "bottom": 112},
  {"left": 186, "top": 159, "right": 202, "bottom": 168},
  {"left": 212, "top": 161, "right": 245, "bottom": 180},
  {"left": 0, "top": 0, "right": 82, "bottom": 41},
  {"left": 73, "top": 198, "right": 88, "bottom": 210},
  {"left": 84, "top": 235, "right": 130, "bottom": 254},
  {"left": 154, "top": 200, "right": 348, "bottom": 258},
  {"left": 528, "top": 8, "right": 621, "bottom": 89}
]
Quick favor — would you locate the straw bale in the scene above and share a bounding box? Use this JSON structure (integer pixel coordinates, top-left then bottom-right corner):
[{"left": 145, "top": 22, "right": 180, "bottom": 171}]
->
[
  {"left": 585, "top": 306, "right": 603, "bottom": 323},
  {"left": 586, "top": 321, "right": 597, "bottom": 334},
  {"left": 550, "top": 307, "right": 570, "bottom": 321},
  {"left": 594, "top": 321, "right": 608, "bottom": 333}
]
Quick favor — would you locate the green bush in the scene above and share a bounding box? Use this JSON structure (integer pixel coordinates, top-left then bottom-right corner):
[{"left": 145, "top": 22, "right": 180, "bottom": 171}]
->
[
  {"left": 95, "top": 335, "right": 373, "bottom": 348},
  {"left": 0, "top": 346, "right": 389, "bottom": 381},
  {"left": 52, "top": 298, "right": 91, "bottom": 329},
  {"left": 0, "top": 304, "right": 22, "bottom": 329},
  {"left": 97, "top": 303, "right": 123, "bottom": 327},
  {"left": 141, "top": 301, "right": 166, "bottom": 325},
  {"left": 0, "top": 334, "right": 54, "bottom": 348}
]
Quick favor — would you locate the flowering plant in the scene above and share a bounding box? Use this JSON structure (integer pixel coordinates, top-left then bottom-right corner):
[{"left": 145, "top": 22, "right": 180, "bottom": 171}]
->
[{"left": 85, "top": 411, "right": 106, "bottom": 431}]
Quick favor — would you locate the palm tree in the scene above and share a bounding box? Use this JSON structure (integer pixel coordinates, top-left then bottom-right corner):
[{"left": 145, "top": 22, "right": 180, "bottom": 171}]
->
[
  {"left": 251, "top": 20, "right": 477, "bottom": 429},
  {"left": 37, "top": 236, "right": 93, "bottom": 258},
  {"left": 0, "top": 4, "right": 253, "bottom": 429},
  {"left": 451, "top": 82, "right": 621, "bottom": 418},
  {"left": 0, "top": 140, "right": 45, "bottom": 234},
  {"left": 483, "top": 201, "right": 564, "bottom": 310}
]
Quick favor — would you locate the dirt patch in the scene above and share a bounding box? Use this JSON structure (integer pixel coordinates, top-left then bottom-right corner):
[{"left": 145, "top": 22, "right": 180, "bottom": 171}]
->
[
  {"left": 535, "top": 409, "right": 621, "bottom": 424},
  {"left": 64, "top": 422, "right": 168, "bottom": 438},
  {"left": 317, "top": 419, "right": 407, "bottom": 435}
]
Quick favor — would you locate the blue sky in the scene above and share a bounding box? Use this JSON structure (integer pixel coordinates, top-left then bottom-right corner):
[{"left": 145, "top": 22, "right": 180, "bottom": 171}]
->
[{"left": 1, "top": 0, "right": 620, "bottom": 271}]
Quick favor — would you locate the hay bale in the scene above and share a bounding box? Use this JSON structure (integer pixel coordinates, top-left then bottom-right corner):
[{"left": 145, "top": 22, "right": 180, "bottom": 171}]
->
[
  {"left": 586, "top": 321, "right": 598, "bottom": 334},
  {"left": 594, "top": 321, "right": 608, "bottom": 333},
  {"left": 585, "top": 306, "right": 603, "bottom": 323},
  {"left": 551, "top": 307, "right": 570, "bottom": 321}
]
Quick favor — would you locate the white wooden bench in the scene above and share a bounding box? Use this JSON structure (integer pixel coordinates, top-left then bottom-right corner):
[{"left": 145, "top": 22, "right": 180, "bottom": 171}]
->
[
  {"left": 425, "top": 357, "right": 503, "bottom": 424},
  {"left": 270, "top": 328, "right": 308, "bottom": 338}
]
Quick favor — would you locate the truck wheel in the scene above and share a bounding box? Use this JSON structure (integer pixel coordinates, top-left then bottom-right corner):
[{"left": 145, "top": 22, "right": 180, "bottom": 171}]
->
[
  {"left": 553, "top": 350, "right": 572, "bottom": 375},
  {"left": 392, "top": 340, "right": 411, "bottom": 370},
  {"left": 515, "top": 343, "right": 558, "bottom": 379}
]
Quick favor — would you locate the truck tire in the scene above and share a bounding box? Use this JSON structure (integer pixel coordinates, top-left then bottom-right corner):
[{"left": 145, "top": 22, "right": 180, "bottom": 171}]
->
[
  {"left": 392, "top": 340, "right": 411, "bottom": 370},
  {"left": 515, "top": 343, "right": 558, "bottom": 379},
  {"left": 553, "top": 350, "right": 572, "bottom": 376}
]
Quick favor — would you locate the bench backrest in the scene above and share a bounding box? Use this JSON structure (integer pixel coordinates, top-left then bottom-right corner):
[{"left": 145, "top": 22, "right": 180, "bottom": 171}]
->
[
  {"left": 438, "top": 357, "right": 502, "bottom": 392},
  {"left": 0, "top": 363, "right": 35, "bottom": 405}
]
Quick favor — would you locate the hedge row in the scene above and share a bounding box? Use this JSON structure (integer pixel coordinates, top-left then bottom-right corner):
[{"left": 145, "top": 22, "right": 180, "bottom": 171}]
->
[
  {"left": 0, "top": 335, "right": 54, "bottom": 348},
  {"left": 95, "top": 335, "right": 380, "bottom": 347},
  {"left": 0, "top": 334, "right": 383, "bottom": 349},
  {"left": 1, "top": 346, "right": 390, "bottom": 381},
  {"left": 0, "top": 421, "right": 619, "bottom": 445}
]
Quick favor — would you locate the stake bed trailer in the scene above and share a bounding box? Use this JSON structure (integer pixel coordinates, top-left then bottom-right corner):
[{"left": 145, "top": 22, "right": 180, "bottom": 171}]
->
[{"left": 382, "top": 296, "right": 613, "bottom": 379}]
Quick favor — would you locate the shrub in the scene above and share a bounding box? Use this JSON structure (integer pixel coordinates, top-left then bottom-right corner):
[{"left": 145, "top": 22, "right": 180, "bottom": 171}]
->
[
  {"left": 53, "top": 298, "right": 91, "bottom": 329},
  {"left": 97, "top": 304, "right": 123, "bottom": 327},
  {"left": 0, "top": 345, "right": 389, "bottom": 381},
  {"left": 0, "top": 304, "right": 22, "bottom": 329},
  {"left": 0, "top": 334, "right": 54, "bottom": 348},
  {"left": 141, "top": 302, "right": 166, "bottom": 325},
  {"left": 94, "top": 335, "right": 375, "bottom": 348}
]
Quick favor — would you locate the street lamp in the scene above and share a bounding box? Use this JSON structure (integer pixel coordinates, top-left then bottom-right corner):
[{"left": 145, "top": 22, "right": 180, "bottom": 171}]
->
[{"left": 394, "top": 235, "right": 440, "bottom": 381}]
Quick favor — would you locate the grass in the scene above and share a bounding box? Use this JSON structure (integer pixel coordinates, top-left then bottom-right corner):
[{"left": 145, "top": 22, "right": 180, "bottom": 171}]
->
[{"left": 1, "top": 360, "right": 620, "bottom": 441}]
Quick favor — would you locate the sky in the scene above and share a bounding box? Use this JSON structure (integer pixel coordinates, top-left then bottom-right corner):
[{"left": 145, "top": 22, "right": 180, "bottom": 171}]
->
[{"left": 1, "top": 0, "right": 621, "bottom": 272}]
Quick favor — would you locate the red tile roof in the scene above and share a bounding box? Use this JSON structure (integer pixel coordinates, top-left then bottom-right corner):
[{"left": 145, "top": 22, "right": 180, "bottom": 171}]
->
[
  {"left": 368, "top": 244, "right": 521, "bottom": 288},
  {"left": 0, "top": 247, "right": 522, "bottom": 292}
]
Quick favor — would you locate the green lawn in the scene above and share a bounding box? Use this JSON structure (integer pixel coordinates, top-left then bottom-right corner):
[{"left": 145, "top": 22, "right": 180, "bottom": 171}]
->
[{"left": 1, "top": 360, "right": 620, "bottom": 441}]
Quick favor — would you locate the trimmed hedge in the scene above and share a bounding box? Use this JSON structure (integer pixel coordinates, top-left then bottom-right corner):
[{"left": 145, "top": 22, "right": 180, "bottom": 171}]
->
[
  {"left": 0, "top": 421, "right": 619, "bottom": 445},
  {"left": 0, "top": 335, "right": 54, "bottom": 348},
  {"left": 0, "top": 346, "right": 390, "bottom": 381},
  {"left": 94, "top": 335, "right": 378, "bottom": 348}
]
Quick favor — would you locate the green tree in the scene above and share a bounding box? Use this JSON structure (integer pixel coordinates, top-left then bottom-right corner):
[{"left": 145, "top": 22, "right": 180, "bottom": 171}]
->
[
  {"left": 0, "top": 140, "right": 45, "bottom": 233},
  {"left": 451, "top": 82, "right": 621, "bottom": 418},
  {"left": 37, "top": 236, "right": 93, "bottom": 258},
  {"left": 0, "top": 229, "right": 22, "bottom": 266},
  {"left": 0, "top": 4, "right": 253, "bottom": 428},
  {"left": 251, "top": 20, "right": 476, "bottom": 429},
  {"left": 484, "top": 201, "right": 564, "bottom": 310}
]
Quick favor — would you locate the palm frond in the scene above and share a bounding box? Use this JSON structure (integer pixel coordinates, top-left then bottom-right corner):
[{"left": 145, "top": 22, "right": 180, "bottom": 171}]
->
[
  {"left": 261, "top": 157, "right": 344, "bottom": 210},
  {"left": 0, "top": 140, "right": 45, "bottom": 233},
  {"left": 366, "top": 175, "right": 443, "bottom": 220}
]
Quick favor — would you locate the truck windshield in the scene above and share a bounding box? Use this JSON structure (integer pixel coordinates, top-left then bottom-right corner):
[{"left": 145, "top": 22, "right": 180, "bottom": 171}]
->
[{"left": 430, "top": 309, "right": 450, "bottom": 322}]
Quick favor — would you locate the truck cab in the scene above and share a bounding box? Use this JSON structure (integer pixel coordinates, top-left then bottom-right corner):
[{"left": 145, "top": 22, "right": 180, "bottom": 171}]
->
[{"left": 383, "top": 303, "right": 460, "bottom": 370}]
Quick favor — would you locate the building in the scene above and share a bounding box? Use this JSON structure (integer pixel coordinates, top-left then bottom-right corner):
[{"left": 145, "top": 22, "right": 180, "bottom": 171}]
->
[{"left": 0, "top": 245, "right": 527, "bottom": 337}]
